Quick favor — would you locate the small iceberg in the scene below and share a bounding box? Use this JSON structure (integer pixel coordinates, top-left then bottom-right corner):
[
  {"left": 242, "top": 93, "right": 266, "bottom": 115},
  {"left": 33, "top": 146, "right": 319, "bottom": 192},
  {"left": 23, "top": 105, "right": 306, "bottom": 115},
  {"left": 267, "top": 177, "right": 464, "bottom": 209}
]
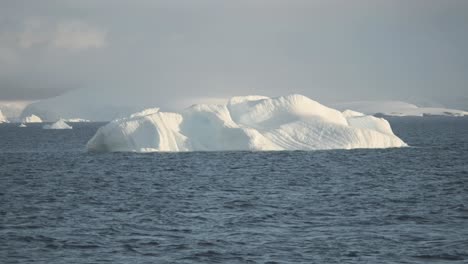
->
[
  {"left": 22, "top": 114, "right": 43, "bottom": 123},
  {"left": 42, "top": 119, "right": 72, "bottom": 130},
  {"left": 18, "top": 123, "right": 27, "bottom": 128}
]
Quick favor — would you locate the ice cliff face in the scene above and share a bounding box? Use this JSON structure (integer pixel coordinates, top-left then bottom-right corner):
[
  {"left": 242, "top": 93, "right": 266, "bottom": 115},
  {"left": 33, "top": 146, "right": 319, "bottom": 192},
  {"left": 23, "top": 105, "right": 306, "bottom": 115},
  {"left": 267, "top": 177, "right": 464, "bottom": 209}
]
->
[{"left": 87, "top": 94, "right": 407, "bottom": 152}]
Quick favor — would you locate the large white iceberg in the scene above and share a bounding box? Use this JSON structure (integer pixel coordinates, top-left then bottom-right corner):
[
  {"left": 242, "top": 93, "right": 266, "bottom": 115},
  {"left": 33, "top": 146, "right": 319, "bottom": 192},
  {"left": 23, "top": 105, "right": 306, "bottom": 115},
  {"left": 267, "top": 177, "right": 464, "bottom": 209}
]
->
[
  {"left": 332, "top": 101, "right": 468, "bottom": 117},
  {"left": 22, "top": 114, "right": 43, "bottom": 123},
  {"left": 42, "top": 119, "right": 73, "bottom": 129},
  {"left": 87, "top": 94, "right": 407, "bottom": 152}
]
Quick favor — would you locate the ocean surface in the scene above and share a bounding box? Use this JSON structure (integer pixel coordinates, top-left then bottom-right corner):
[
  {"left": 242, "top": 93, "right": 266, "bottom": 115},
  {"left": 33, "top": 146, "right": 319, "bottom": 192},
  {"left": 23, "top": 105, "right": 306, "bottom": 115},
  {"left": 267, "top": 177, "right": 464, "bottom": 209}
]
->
[{"left": 1, "top": 117, "right": 467, "bottom": 264}]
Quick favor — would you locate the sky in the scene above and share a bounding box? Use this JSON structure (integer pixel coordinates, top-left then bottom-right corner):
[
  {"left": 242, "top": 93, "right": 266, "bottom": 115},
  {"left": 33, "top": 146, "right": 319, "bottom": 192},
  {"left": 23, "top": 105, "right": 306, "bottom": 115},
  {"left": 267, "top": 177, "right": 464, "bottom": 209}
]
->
[{"left": 1, "top": 0, "right": 467, "bottom": 109}]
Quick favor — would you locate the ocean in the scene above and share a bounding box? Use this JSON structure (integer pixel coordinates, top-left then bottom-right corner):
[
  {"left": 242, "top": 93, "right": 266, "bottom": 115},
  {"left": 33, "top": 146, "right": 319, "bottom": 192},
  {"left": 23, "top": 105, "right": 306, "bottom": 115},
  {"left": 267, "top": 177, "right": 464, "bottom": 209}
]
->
[{"left": 1, "top": 117, "right": 467, "bottom": 263}]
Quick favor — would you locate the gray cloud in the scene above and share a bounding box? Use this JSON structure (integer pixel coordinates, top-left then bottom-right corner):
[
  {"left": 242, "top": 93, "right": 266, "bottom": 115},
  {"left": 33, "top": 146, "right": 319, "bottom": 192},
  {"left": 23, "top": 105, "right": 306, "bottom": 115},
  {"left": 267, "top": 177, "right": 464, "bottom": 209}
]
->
[{"left": 0, "top": 0, "right": 467, "bottom": 108}]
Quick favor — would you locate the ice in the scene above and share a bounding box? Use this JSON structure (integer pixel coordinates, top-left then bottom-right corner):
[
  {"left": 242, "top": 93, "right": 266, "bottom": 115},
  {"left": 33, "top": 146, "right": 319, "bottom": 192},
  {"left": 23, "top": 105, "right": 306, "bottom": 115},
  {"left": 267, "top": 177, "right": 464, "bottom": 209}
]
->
[
  {"left": 332, "top": 101, "right": 468, "bottom": 117},
  {"left": 42, "top": 119, "right": 72, "bottom": 129},
  {"left": 0, "top": 101, "right": 31, "bottom": 121},
  {"left": 18, "top": 123, "right": 27, "bottom": 128},
  {"left": 0, "top": 110, "right": 8, "bottom": 123},
  {"left": 87, "top": 94, "right": 407, "bottom": 152},
  {"left": 22, "top": 114, "right": 43, "bottom": 123}
]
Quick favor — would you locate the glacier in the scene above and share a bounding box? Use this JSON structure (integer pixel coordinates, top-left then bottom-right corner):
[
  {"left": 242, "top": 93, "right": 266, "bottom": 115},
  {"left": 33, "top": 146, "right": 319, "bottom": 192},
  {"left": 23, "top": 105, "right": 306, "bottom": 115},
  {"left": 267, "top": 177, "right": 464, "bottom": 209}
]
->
[
  {"left": 87, "top": 94, "right": 407, "bottom": 152},
  {"left": 42, "top": 119, "right": 73, "bottom": 130}
]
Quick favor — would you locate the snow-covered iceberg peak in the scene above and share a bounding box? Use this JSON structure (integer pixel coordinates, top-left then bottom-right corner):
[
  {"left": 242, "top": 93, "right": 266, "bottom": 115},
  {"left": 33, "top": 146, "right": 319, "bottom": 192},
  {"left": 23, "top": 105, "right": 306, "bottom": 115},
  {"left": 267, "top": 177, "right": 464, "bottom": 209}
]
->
[
  {"left": 43, "top": 119, "right": 72, "bottom": 129},
  {"left": 22, "top": 114, "right": 43, "bottom": 123},
  {"left": 87, "top": 94, "right": 407, "bottom": 152}
]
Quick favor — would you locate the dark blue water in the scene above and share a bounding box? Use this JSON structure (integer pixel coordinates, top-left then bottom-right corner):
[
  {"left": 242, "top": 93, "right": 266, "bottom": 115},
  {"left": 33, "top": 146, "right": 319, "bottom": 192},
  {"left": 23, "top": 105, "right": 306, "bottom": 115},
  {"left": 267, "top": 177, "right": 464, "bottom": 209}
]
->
[{"left": 1, "top": 118, "right": 468, "bottom": 263}]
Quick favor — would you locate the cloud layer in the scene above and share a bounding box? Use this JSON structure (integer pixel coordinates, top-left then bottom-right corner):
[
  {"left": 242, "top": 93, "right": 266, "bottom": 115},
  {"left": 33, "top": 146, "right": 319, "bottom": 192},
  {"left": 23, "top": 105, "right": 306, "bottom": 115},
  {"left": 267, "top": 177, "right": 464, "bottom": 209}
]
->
[
  {"left": 3, "top": 18, "right": 106, "bottom": 55},
  {"left": 0, "top": 0, "right": 467, "bottom": 109}
]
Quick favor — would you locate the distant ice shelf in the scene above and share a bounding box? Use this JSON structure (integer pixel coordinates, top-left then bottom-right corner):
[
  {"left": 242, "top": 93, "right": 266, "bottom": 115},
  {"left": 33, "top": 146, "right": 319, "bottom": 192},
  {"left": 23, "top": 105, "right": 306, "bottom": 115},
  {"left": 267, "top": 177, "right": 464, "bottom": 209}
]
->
[
  {"left": 64, "top": 118, "right": 91, "bottom": 123},
  {"left": 331, "top": 101, "right": 468, "bottom": 117},
  {"left": 86, "top": 94, "right": 407, "bottom": 152}
]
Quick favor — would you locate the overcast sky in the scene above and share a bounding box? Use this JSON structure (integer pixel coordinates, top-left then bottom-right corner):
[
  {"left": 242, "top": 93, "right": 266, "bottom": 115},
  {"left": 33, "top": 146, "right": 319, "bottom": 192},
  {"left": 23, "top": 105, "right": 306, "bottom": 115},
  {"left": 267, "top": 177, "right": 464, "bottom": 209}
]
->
[{"left": 1, "top": 0, "right": 467, "bottom": 108}]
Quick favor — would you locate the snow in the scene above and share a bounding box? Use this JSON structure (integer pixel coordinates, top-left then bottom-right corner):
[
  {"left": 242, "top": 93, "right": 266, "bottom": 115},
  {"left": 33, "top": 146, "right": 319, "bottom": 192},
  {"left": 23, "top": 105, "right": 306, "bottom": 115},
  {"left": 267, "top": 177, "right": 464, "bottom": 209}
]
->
[
  {"left": 22, "top": 114, "right": 43, "bottom": 123},
  {"left": 0, "top": 110, "right": 8, "bottom": 123},
  {"left": 87, "top": 94, "right": 407, "bottom": 152},
  {"left": 342, "top": 109, "right": 365, "bottom": 118},
  {"left": 129, "top": 108, "right": 160, "bottom": 118},
  {"left": 332, "top": 101, "right": 468, "bottom": 117},
  {"left": 43, "top": 119, "right": 73, "bottom": 129}
]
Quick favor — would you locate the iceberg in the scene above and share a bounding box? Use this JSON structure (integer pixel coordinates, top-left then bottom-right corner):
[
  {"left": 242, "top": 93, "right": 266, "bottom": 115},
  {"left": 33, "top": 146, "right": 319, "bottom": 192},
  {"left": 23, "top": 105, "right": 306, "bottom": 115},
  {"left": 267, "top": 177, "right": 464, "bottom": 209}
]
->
[
  {"left": 332, "top": 101, "right": 468, "bottom": 117},
  {"left": 42, "top": 119, "right": 72, "bottom": 129},
  {"left": 87, "top": 94, "right": 407, "bottom": 152},
  {"left": 22, "top": 114, "right": 43, "bottom": 123},
  {"left": 0, "top": 110, "right": 8, "bottom": 123},
  {"left": 0, "top": 101, "right": 31, "bottom": 121},
  {"left": 18, "top": 123, "right": 27, "bottom": 128}
]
